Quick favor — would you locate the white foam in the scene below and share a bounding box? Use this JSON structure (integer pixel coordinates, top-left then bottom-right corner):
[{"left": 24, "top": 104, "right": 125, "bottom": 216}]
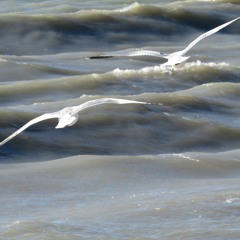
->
[
  {"left": 112, "top": 65, "right": 172, "bottom": 78},
  {"left": 115, "top": 2, "right": 140, "bottom": 13},
  {"left": 180, "top": 60, "right": 229, "bottom": 70},
  {"left": 173, "top": 153, "right": 200, "bottom": 162},
  {"left": 225, "top": 198, "right": 239, "bottom": 204}
]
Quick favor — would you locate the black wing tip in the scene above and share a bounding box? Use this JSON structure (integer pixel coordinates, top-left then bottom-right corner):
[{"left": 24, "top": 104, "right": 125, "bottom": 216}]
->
[{"left": 86, "top": 55, "right": 113, "bottom": 59}]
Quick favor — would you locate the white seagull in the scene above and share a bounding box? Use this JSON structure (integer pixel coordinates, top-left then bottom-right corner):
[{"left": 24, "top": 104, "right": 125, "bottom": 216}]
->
[
  {"left": 88, "top": 17, "right": 240, "bottom": 66},
  {"left": 0, "top": 98, "right": 151, "bottom": 146}
]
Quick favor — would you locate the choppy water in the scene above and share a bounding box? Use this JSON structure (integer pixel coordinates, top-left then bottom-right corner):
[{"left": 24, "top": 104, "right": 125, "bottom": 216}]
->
[{"left": 0, "top": 0, "right": 240, "bottom": 239}]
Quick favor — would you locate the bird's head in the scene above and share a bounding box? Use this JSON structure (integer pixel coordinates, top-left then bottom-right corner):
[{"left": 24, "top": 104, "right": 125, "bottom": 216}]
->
[{"left": 55, "top": 112, "right": 79, "bottom": 129}]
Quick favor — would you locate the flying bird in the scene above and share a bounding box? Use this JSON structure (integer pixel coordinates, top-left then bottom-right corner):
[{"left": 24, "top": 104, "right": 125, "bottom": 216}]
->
[
  {"left": 87, "top": 16, "right": 240, "bottom": 67},
  {"left": 0, "top": 98, "right": 151, "bottom": 146}
]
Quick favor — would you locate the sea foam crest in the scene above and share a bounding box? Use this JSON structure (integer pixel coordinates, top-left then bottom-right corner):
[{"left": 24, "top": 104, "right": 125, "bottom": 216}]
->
[
  {"left": 112, "top": 65, "right": 172, "bottom": 78},
  {"left": 112, "top": 60, "right": 234, "bottom": 78},
  {"left": 115, "top": 2, "right": 140, "bottom": 13},
  {"left": 180, "top": 60, "right": 229, "bottom": 70}
]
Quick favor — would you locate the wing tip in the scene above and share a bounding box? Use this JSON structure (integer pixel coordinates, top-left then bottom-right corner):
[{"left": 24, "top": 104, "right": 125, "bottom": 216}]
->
[{"left": 86, "top": 55, "right": 113, "bottom": 59}]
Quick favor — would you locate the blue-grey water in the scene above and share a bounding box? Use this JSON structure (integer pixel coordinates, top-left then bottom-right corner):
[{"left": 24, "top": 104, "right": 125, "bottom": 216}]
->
[{"left": 0, "top": 1, "right": 240, "bottom": 239}]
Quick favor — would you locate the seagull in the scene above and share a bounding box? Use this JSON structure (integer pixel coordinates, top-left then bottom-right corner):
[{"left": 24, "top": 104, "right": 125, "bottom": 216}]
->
[
  {"left": 0, "top": 98, "right": 151, "bottom": 146},
  {"left": 88, "top": 17, "right": 240, "bottom": 67}
]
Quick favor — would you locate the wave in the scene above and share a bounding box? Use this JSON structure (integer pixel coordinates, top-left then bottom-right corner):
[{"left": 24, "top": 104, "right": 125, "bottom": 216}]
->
[
  {"left": 0, "top": 2, "right": 239, "bottom": 162},
  {"left": 1, "top": 90, "right": 240, "bottom": 161},
  {"left": 1, "top": 54, "right": 239, "bottom": 79},
  {"left": 0, "top": 2, "right": 238, "bottom": 55},
  {"left": 2, "top": 150, "right": 240, "bottom": 178},
  {"left": 112, "top": 60, "right": 239, "bottom": 75},
  {"left": 0, "top": 59, "right": 239, "bottom": 106}
]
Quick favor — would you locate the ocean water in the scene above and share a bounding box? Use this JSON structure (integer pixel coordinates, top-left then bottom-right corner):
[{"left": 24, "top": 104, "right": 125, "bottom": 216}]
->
[{"left": 0, "top": 0, "right": 240, "bottom": 239}]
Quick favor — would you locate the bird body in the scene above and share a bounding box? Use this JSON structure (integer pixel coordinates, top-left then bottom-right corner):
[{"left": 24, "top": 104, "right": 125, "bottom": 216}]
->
[
  {"left": 88, "top": 17, "right": 240, "bottom": 67},
  {"left": 0, "top": 98, "right": 150, "bottom": 146}
]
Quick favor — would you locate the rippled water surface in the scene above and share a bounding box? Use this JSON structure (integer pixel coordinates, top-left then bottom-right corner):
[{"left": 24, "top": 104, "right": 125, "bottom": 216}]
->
[{"left": 0, "top": 0, "right": 240, "bottom": 239}]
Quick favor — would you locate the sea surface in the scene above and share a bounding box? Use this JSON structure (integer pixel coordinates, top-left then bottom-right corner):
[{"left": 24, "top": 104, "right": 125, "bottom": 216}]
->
[{"left": 0, "top": 0, "right": 240, "bottom": 239}]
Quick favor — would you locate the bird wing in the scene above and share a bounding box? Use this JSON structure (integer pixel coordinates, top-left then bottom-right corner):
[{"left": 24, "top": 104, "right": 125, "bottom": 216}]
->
[
  {"left": 178, "top": 16, "right": 240, "bottom": 57},
  {"left": 0, "top": 113, "right": 58, "bottom": 146},
  {"left": 87, "top": 49, "right": 167, "bottom": 60},
  {"left": 128, "top": 50, "right": 166, "bottom": 58},
  {"left": 71, "top": 98, "right": 149, "bottom": 114}
]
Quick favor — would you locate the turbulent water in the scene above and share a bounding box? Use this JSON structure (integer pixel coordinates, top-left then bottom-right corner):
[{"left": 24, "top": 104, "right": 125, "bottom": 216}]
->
[{"left": 0, "top": 0, "right": 240, "bottom": 239}]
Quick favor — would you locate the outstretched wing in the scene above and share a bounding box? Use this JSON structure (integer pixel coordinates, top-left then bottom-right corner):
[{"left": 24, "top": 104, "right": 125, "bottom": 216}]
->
[
  {"left": 71, "top": 98, "right": 149, "bottom": 114},
  {"left": 87, "top": 49, "right": 167, "bottom": 60},
  {"left": 0, "top": 113, "right": 58, "bottom": 146},
  {"left": 179, "top": 16, "right": 240, "bottom": 56}
]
